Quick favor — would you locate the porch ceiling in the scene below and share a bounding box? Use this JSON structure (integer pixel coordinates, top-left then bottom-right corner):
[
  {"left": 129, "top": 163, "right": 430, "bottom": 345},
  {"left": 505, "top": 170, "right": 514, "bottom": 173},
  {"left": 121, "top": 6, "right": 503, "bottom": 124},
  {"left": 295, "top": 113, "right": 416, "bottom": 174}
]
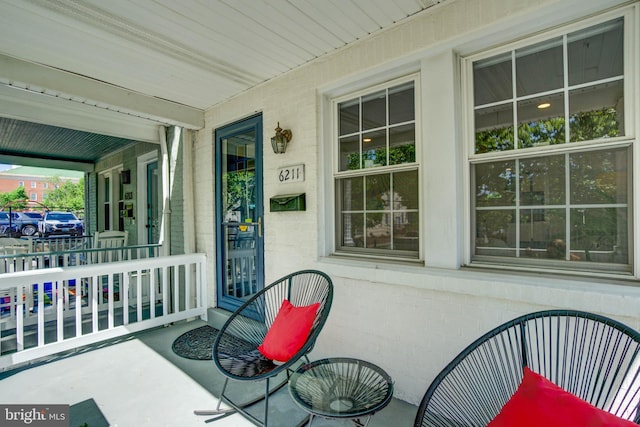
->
[{"left": 0, "top": 0, "right": 446, "bottom": 169}]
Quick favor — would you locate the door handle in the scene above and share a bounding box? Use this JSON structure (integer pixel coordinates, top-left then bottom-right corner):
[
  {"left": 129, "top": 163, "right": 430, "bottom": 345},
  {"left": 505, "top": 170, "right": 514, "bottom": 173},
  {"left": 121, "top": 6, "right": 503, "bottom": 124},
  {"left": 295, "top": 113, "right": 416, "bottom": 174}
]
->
[{"left": 258, "top": 217, "right": 262, "bottom": 238}]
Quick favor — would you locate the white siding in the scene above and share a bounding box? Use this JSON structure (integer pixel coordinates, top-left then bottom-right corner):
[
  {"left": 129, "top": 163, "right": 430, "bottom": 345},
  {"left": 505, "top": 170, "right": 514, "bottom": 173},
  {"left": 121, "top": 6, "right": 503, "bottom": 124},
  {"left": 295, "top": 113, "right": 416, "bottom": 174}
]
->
[{"left": 194, "top": 0, "right": 639, "bottom": 404}]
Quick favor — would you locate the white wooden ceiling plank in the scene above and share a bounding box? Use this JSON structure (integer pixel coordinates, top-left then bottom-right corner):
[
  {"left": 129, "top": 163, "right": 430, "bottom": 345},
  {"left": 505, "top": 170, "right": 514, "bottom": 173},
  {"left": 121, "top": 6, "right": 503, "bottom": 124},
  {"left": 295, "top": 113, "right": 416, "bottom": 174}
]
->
[
  {"left": 387, "top": 0, "right": 434, "bottom": 16},
  {"left": 262, "top": 1, "right": 344, "bottom": 53},
  {"left": 119, "top": 0, "right": 295, "bottom": 77},
  {"left": 291, "top": 0, "right": 365, "bottom": 42},
  {"left": 359, "top": 0, "right": 413, "bottom": 26},
  {"left": 210, "top": 0, "right": 318, "bottom": 64},
  {"left": 326, "top": 0, "right": 383, "bottom": 35}
]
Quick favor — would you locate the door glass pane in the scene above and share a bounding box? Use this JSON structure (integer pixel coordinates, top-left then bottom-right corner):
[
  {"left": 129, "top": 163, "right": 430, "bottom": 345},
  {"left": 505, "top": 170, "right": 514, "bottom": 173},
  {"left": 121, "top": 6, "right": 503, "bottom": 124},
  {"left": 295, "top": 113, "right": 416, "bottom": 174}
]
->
[{"left": 222, "top": 131, "right": 258, "bottom": 301}]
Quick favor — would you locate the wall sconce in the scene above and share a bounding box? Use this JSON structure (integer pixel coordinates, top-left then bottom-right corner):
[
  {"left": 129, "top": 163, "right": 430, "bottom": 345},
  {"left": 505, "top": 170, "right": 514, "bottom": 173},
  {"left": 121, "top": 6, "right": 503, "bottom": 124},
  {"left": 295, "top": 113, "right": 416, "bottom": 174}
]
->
[{"left": 271, "top": 122, "right": 292, "bottom": 154}]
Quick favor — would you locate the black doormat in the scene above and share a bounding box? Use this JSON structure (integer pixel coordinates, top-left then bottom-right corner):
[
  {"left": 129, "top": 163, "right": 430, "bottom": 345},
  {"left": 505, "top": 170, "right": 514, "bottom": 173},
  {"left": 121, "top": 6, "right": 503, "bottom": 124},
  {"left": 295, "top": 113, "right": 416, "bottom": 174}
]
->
[{"left": 172, "top": 325, "right": 220, "bottom": 360}]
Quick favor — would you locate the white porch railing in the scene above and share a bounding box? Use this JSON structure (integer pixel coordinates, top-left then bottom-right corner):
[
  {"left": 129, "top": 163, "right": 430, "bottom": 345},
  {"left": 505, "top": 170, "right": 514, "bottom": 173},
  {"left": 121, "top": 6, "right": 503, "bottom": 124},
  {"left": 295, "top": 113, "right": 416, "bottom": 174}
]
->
[
  {"left": 0, "top": 243, "right": 162, "bottom": 273},
  {"left": 0, "top": 253, "right": 207, "bottom": 370}
]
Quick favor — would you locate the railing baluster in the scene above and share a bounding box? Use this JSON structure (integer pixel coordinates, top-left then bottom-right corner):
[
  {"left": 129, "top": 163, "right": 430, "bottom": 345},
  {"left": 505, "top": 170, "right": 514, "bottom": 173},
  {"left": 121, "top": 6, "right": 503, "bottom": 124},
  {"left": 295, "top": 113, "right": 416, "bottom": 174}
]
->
[{"left": 0, "top": 253, "right": 206, "bottom": 369}]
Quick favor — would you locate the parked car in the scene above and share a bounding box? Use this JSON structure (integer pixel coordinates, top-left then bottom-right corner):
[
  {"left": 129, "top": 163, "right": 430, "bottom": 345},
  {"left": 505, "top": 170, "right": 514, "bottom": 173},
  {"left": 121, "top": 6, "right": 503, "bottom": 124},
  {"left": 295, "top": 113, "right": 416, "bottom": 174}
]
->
[
  {"left": 3, "top": 211, "right": 43, "bottom": 237},
  {"left": 0, "top": 212, "right": 21, "bottom": 238},
  {"left": 38, "top": 211, "right": 84, "bottom": 237}
]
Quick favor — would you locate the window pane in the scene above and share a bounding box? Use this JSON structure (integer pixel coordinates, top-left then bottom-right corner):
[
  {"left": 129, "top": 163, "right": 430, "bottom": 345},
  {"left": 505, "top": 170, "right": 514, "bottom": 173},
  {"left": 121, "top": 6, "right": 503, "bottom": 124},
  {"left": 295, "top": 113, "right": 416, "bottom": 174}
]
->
[
  {"left": 340, "top": 177, "right": 364, "bottom": 211},
  {"left": 474, "top": 53, "right": 512, "bottom": 105},
  {"left": 475, "top": 160, "right": 517, "bottom": 208},
  {"left": 389, "top": 124, "right": 415, "bottom": 165},
  {"left": 517, "top": 93, "right": 565, "bottom": 148},
  {"left": 568, "top": 18, "right": 623, "bottom": 86},
  {"left": 362, "top": 90, "right": 386, "bottom": 130},
  {"left": 362, "top": 130, "right": 387, "bottom": 168},
  {"left": 516, "top": 37, "right": 563, "bottom": 96},
  {"left": 389, "top": 82, "right": 414, "bottom": 124},
  {"left": 519, "top": 208, "right": 566, "bottom": 258},
  {"left": 475, "top": 209, "right": 516, "bottom": 257},
  {"left": 366, "top": 174, "right": 390, "bottom": 211},
  {"left": 339, "top": 99, "right": 359, "bottom": 136},
  {"left": 570, "top": 207, "right": 628, "bottom": 264},
  {"left": 365, "top": 213, "right": 391, "bottom": 249},
  {"left": 339, "top": 135, "right": 360, "bottom": 171},
  {"left": 336, "top": 78, "right": 417, "bottom": 258},
  {"left": 342, "top": 213, "right": 365, "bottom": 248},
  {"left": 394, "top": 170, "right": 418, "bottom": 210},
  {"left": 570, "top": 148, "right": 628, "bottom": 205},
  {"left": 569, "top": 80, "right": 624, "bottom": 142},
  {"left": 475, "top": 103, "right": 514, "bottom": 153},
  {"left": 394, "top": 212, "right": 419, "bottom": 251},
  {"left": 519, "top": 155, "right": 566, "bottom": 206}
]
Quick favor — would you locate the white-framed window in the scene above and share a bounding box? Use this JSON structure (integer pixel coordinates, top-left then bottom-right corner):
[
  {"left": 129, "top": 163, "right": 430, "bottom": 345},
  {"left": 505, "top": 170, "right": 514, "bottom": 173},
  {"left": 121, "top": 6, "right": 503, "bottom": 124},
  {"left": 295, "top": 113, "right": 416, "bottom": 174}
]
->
[
  {"left": 98, "top": 167, "right": 123, "bottom": 231},
  {"left": 29, "top": 193, "right": 37, "bottom": 201},
  {"left": 18, "top": 181, "right": 24, "bottom": 187},
  {"left": 43, "top": 183, "right": 49, "bottom": 189},
  {"left": 333, "top": 75, "right": 419, "bottom": 259},
  {"left": 30, "top": 181, "right": 36, "bottom": 188},
  {"left": 465, "top": 10, "right": 635, "bottom": 275}
]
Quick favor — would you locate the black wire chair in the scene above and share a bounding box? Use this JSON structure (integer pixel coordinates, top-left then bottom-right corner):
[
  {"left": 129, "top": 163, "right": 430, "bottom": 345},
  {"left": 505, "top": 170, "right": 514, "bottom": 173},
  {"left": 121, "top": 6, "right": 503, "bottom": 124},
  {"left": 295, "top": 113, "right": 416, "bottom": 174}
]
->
[
  {"left": 414, "top": 310, "right": 640, "bottom": 427},
  {"left": 195, "top": 270, "right": 333, "bottom": 426}
]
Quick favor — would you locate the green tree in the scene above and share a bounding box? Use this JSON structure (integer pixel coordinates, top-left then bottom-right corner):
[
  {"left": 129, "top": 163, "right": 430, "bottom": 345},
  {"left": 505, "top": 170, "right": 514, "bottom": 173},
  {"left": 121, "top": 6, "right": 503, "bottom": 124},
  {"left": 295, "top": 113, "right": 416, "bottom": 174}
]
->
[
  {"left": 224, "top": 172, "right": 255, "bottom": 220},
  {"left": 0, "top": 186, "right": 28, "bottom": 210},
  {"left": 44, "top": 177, "right": 84, "bottom": 211}
]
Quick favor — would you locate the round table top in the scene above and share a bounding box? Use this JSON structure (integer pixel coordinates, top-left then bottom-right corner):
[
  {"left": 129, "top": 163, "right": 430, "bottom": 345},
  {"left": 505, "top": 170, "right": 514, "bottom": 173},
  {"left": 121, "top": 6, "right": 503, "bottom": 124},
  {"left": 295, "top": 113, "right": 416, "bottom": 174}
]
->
[{"left": 288, "top": 357, "right": 394, "bottom": 419}]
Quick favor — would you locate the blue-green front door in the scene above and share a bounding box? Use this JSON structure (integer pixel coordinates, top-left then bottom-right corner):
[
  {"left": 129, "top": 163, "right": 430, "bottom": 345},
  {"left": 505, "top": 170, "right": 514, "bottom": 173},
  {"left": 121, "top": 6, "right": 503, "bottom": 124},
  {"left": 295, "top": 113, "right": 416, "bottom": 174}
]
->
[{"left": 215, "top": 115, "right": 264, "bottom": 312}]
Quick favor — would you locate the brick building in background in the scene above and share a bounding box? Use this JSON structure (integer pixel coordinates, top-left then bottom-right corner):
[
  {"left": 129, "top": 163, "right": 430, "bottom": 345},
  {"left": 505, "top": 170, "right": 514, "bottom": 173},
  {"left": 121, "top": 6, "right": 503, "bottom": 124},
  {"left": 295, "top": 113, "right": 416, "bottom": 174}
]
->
[{"left": 0, "top": 166, "right": 83, "bottom": 207}]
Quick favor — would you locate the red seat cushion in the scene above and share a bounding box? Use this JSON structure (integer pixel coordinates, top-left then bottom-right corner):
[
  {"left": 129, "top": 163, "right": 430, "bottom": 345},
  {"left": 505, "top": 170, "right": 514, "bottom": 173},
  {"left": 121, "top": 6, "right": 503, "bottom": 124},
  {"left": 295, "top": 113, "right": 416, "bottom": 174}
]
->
[
  {"left": 488, "top": 367, "right": 638, "bottom": 427},
  {"left": 257, "top": 299, "right": 320, "bottom": 362}
]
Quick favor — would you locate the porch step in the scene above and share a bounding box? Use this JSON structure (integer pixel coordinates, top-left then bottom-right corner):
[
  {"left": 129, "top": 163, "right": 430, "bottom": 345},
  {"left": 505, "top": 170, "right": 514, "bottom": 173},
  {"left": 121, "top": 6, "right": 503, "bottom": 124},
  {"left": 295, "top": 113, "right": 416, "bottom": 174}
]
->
[{"left": 206, "top": 307, "right": 231, "bottom": 330}]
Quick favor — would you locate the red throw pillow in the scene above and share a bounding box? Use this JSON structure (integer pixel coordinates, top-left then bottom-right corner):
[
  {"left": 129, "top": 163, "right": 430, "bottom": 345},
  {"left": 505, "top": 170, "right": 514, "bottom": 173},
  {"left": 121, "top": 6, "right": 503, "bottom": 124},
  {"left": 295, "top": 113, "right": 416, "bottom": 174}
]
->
[
  {"left": 257, "top": 299, "right": 320, "bottom": 362},
  {"left": 488, "top": 367, "right": 638, "bottom": 427}
]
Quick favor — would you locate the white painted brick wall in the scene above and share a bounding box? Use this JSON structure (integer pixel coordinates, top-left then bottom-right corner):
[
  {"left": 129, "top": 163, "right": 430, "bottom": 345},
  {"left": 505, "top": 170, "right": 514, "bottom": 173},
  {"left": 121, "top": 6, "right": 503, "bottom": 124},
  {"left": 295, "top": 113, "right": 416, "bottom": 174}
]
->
[{"left": 192, "top": 0, "right": 638, "bottom": 405}]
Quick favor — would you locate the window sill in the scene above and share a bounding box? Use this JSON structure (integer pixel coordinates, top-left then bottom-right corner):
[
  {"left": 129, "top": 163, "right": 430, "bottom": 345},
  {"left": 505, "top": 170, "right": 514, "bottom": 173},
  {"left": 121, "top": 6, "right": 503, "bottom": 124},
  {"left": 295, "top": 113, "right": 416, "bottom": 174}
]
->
[{"left": 315, "top": 255, "right": 640, "bottom": 320}]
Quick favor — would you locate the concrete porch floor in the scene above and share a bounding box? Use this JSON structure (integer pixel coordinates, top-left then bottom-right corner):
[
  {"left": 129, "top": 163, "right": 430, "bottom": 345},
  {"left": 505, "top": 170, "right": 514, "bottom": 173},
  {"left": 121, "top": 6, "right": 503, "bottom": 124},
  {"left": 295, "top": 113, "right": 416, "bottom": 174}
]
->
[{"left": 0, "top": 319, "right": 417, "bottom": 426}]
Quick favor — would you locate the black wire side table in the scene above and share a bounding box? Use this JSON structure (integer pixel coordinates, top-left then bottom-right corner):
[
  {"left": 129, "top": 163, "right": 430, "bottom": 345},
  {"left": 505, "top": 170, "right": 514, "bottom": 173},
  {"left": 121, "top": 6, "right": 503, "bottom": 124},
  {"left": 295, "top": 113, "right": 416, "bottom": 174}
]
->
[{"left": 288, "top": 357, "right": 394, "bottom": 427}]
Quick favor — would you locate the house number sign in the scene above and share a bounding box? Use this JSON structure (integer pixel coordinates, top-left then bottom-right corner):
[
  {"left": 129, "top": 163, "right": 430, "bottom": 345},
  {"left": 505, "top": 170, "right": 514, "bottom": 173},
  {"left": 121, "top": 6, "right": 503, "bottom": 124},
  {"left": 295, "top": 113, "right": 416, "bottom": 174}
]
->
[{"left": 278, "top": 164, "right": 305, "bottom": 183}]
